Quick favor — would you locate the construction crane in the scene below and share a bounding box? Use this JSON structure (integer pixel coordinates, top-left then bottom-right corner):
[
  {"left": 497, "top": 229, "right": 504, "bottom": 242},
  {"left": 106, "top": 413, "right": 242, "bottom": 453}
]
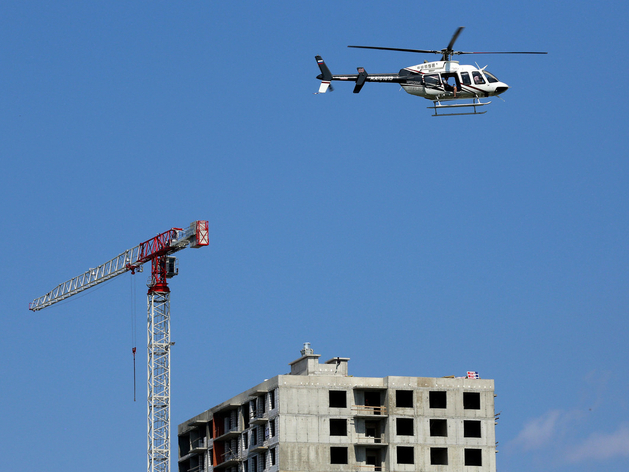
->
[{"left": 29, "top": 220, "right": 210, "bottom": 472}]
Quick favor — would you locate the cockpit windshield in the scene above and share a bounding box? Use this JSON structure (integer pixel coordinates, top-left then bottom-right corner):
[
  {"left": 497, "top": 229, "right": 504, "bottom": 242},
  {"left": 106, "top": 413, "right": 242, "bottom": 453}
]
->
[{"left": 483, "top": 71, "right": 499, "bottom": 83}]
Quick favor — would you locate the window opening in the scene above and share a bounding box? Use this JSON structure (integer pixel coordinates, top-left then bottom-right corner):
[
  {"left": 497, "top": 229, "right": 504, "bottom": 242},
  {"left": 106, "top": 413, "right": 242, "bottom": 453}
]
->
[
  {"left": 429, "top": 419, "right": 447, "bottom": 437},
  {"left": 397, "top": 446, "right": 414, "bottom": 464},
  {"left": 430, "top": 447, "right": 448, "bottom": 465},
  {"left": 463, "top": 392, "right": 481, "bottom": 410},
  {"left": 330, "top": 419, "right": 347, "bottom": 436},
  {"left": 429, "top": 391, "right": 447, "bottom": 409},
  {"left": 464, "top": 420, "right": 481, "bottom": 438},
  {"left": 396, "top": 418, "right": 414, "bottom": 436},
  {"left": 330, "top": 447, "right": 348, "bottom": 464},
  {"left": 329, "top": 390, "right": 347, "bottom": 408},
  {"left": 396, "top": 390, "right": 413, "bottom": 408},
  {"left": 465, "top": 448, "right": 482, "bottom": 466},
  {"left": 460, "top": 71, "right": 471, "bottom": 85},
  {"left": 243, "top": 403, "right": 250, "bottom": 429}
]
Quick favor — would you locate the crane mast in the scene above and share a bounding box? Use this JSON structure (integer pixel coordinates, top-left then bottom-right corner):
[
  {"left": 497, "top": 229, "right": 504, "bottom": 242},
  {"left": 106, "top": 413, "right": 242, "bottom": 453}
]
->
[{"left": 29, "top": 220, "right": 209, "bottom": 472}]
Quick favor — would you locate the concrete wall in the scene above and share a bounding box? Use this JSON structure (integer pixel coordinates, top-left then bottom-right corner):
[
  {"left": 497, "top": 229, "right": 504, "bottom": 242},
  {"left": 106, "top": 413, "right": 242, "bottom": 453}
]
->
[{"left": 274, "top": 374, "right": 496, "bottom": 472}]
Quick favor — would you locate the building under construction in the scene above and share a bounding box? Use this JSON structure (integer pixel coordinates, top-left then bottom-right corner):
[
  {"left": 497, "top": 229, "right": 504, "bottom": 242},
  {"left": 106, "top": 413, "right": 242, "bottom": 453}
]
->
[{"left": 178, "top": 344, "right": 497, "bottom": 472}]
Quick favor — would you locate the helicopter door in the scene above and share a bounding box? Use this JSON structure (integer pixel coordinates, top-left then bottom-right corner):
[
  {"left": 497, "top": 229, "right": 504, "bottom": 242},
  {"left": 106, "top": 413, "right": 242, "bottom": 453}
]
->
[
  {"left": 441, "top": 73, "right": 460, "bottom": 95},
  {"left": 422, "top": 74, "right": 442, "bottom": 97}
]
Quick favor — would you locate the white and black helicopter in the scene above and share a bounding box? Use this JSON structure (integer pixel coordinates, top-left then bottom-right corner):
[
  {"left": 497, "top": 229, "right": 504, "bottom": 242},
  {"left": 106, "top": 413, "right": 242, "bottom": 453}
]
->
[{"left": 315, "top": 27, "right": 546, "bottom": 116}]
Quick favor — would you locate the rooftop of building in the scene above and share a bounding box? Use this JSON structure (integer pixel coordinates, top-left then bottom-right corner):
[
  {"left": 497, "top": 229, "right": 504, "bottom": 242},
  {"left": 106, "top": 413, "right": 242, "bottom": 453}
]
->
[
  {"left": 288, "top": 342, "right": 350, "bottom": 376},
  {"left": 179, "top": 343, "right": 494, "bottom": 435}
]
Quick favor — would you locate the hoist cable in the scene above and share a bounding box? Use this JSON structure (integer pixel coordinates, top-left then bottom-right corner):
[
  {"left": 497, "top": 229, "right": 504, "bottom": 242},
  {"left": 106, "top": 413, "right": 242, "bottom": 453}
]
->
[{"left": 130, "top": 273, "right": 137, "bottom": 402}]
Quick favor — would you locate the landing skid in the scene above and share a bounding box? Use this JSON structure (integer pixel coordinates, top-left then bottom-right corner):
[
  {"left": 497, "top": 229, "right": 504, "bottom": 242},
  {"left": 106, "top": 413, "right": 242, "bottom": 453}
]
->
[{"left": 428, "top": 98, "right": 490, "bottom": 116}]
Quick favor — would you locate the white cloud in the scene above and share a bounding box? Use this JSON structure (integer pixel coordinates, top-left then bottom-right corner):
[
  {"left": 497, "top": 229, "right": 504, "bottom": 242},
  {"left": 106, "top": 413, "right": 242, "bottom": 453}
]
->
[
  {"left": 565, "top": 425, "right": 629, "bottom": 462},
  {"left": 511, "top": 410, "right": 563, "bottom": 451}
]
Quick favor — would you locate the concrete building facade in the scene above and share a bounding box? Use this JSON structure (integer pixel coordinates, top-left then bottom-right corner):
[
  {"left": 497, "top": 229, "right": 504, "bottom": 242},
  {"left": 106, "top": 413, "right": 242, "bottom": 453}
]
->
[{"left": 178, "top": 344, "right": 497, "bottom": 472}]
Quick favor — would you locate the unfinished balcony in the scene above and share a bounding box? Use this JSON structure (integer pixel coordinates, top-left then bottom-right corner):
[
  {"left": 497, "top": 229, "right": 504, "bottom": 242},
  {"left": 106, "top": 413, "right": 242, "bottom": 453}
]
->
[
  {"left": 178, "top": 452, "right": 205, "bottom": 472},
  {"left": 250, "top": 408, "right": 268, "bottom": 425},
  {"left": 179, "top": 430, "right": 208, "bottom": 465},
  {"left": 352, "top": 405, "right": 388, "bottom": 416},
  {"left": 353, "top": 388, "right": 388, "bottom": 417},
  {"left": 212, "top": 405, "right": 241, "bottom": 442},
  {"left": 354, "top": 463, "right": 385, "bottom": 472},
  {"left": 214, "top": 426, "right": 241, "bottom": 441},
  {"left": 213, "top": 449, "right": 242, "bottom": 470},
  {"left": 190, "top": 437, "right": 208, "bottom": 454},
  {"left": 186, "top": 466, "right": 205, "bottom": 472},
  {"left": 355, "top": 418, "right": 388, "bottom": 448},
  {"left": 355, "top": 434, "right": 387, "bottom": 445},
  {"left": 354, "top": 446, "right": 385, "bottom": 472}
]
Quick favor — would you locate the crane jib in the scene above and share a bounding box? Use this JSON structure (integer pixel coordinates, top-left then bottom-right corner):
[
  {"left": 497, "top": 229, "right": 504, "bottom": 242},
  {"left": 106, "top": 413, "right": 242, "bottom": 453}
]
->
[{"left": 28, "top": 220, "right": 209, "bottom": 311}]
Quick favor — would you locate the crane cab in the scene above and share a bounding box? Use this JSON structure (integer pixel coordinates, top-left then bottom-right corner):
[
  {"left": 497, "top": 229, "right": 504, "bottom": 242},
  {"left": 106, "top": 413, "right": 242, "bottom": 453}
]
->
[{"left": 165, "top": 256, "right": 178, "bottom": 278}]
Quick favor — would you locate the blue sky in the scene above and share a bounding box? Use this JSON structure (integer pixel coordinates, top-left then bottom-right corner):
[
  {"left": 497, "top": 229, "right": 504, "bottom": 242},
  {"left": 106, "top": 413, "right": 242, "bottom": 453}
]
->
[{"left": 2, "top": 1, "right": 628, "bottom": 471}]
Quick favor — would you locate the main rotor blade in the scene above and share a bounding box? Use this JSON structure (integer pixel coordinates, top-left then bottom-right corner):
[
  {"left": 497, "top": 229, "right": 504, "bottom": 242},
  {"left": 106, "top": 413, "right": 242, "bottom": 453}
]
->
[
  {"left": 348, "top": 45, "right": 440, "bottom": 54},
  {"left": 348, "top": 44, "right": 547, "bottom": 57},
  {"left": 455, "top": 51, "right": 548, "bottom": 55},
  {"left": 446, "top": 27, "right": 465, "bottom": 52}
]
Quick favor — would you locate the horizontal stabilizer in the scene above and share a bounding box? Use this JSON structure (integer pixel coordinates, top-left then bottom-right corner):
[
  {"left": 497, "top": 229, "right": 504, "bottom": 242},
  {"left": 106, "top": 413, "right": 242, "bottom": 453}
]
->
[{"left": 353, "top": 67, "right": 368, "bottom": 93}]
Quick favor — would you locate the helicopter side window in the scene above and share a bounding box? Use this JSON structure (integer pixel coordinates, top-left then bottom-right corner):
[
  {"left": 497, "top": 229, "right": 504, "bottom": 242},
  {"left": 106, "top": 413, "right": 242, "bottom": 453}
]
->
[
  {"left": 460, "top": 72, "right": 471, "bottom": 85},
  {"left": 472, "top": 71, "right": 486, "bottom": 84},
  {"left": 424, "top": 74, "right": 441, "bottom": 87},
  {"left": 483, "top": 71, "right": 499, "bottom": 83}
]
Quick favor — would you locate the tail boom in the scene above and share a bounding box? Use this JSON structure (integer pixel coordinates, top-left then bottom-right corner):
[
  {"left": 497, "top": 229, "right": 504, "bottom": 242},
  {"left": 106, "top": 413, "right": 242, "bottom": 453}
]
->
[{"left": 315, "top": 56, "right": 402, "bottom": 93}]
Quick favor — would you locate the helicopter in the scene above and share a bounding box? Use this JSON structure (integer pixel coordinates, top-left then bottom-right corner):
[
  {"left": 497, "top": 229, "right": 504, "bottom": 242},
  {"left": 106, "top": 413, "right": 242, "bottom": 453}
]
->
[{"left": 315, "top": 27, "right": 547, "bottom": 116}]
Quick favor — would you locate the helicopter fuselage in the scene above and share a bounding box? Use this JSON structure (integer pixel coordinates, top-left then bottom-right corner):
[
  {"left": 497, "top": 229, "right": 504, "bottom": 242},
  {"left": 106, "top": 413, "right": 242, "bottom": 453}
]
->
[
  {"left": 323, "top": 60, "right": 509, "bottom": 101},
  {"left": 400, "top": 61, "right": 509, "bottom": 100}
]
